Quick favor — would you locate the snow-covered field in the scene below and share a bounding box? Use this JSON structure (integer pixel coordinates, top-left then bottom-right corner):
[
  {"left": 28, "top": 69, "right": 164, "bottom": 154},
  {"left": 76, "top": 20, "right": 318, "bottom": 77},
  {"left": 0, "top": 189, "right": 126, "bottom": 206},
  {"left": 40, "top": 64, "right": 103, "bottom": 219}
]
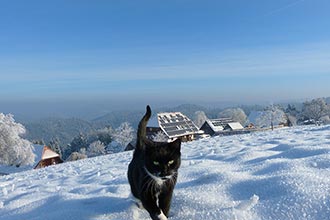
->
[{"left": 1, "top": 125, "right": 330, "bottom": 220}]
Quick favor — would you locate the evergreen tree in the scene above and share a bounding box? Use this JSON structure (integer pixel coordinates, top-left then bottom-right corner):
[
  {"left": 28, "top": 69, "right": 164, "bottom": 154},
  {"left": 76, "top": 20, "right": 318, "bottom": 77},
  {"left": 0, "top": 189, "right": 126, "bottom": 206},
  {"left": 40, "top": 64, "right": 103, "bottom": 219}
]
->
[
  {"left": 63, "top": 133, "right": 88, "bottom": 159},
  {"left": 49, "top": 137, "right": 62, "bottom": 158},
  {"left": 286, "top": 104, "right": 299, "bottom": 117}
]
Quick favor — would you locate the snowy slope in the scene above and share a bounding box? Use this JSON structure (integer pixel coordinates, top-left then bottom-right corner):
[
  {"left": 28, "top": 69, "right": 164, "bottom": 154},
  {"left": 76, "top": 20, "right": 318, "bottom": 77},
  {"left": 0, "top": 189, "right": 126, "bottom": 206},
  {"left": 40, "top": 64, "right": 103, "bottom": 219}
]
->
[{"left": 1, "top": 125, "right": 330, "bottom": 220}]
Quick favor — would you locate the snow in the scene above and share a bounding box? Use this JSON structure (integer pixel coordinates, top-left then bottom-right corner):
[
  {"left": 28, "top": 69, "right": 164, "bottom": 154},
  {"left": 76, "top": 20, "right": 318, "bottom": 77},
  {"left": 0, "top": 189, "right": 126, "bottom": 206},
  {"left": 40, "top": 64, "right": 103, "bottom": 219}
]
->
[
  {"left": 227, "top": 122, "right": 244, "bottom": 130},
  {"left": 1, "top": 125, "right": 330, "bottom": 220}
]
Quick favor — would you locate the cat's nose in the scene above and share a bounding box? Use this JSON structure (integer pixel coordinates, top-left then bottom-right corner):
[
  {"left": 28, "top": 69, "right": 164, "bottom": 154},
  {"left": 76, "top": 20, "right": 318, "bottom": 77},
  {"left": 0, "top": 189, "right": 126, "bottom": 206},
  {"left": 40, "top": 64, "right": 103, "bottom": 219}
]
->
[{"left": 160, "top": 170, "right": 169, "bottom": 178}]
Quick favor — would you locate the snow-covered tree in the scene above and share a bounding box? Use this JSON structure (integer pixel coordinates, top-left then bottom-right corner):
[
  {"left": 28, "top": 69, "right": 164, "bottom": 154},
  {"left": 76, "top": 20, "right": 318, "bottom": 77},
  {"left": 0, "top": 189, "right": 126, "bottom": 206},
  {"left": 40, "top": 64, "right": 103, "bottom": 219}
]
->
[
  {"left": 0, "top": 113, "right": 35, "bottom": 167},
  {"left": 218, "top": 108, "right": 248, "bottom": 125},
  {"left": 285, "top": 104, "right": 300, "bottom": 127},
  {"left": 86, "top": 140, "right": 106, "bottom": 157},
  {"left": 255, "top": 105, "right": 287, "bottom": 129},
  {"left": 79, "top": 147, "right": 86, "bottom": 155},
  {"left": 320, "top": 115, "right": 330, "bottom": 124},
  {"left": 49, "top": 137, "right": 62, "bottom": 158},
  {"left": 112, "top": 122, "right": 134, "bottom": 151},
  {"left": 287, "top": 115, "right": 297, "bottom": 127},
  {"left": 87, "top": 126, "right": 113, "bottom": 146},
  {"left": 65, "top": 152, "right": 87, "bottom": 162},
  {"left": 94, "top": 127, "right": 113, "bottom": 146},
  {"left": 152, "top": 131, "right": 169, "bottom": 142},
  {"left": 300, "top": 98, "right": 328, "bottom": 123},
  {"left": 193, "top": 111, "right": 208, "bottom": 128}
]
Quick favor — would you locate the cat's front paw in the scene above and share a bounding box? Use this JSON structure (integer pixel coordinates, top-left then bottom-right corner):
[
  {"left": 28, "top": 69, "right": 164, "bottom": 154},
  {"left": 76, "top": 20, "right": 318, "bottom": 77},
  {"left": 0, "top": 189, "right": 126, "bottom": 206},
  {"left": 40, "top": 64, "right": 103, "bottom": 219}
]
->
[
  {"left": 157, "top": 212, "right": 168, "bottom": 220},
  {"left": 152, "top": 211, "right": 168, "bottom": 220}
]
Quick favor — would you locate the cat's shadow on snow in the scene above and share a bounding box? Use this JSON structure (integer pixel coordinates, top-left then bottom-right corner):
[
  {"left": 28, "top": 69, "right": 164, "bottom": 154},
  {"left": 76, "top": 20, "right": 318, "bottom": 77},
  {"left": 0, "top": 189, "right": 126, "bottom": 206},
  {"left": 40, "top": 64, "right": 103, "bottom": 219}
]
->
[
  {"left": 245, "top": 143, "right": 327, "bottom": 165},
  {"left": 176, "top": 172, "right": 224, "bottom": 189}
]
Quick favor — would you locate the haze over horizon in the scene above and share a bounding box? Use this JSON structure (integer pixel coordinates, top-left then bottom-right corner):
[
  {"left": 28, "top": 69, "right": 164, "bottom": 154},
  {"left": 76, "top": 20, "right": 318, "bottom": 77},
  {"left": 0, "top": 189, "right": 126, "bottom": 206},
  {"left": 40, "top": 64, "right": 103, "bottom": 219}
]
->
[{"left": 1, "top": 0, "right": 330, "bottom": 118}]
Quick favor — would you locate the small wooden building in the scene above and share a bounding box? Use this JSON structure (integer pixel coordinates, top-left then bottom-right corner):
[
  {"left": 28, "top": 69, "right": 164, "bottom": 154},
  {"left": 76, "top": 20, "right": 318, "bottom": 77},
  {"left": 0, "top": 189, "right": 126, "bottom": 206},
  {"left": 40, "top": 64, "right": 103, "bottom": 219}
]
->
[
  {"left": 34, "top": 146, "right": 63, "bottom": 169},
  {"left": 245, "top": 123, "right": 255, "bottom": 129}
]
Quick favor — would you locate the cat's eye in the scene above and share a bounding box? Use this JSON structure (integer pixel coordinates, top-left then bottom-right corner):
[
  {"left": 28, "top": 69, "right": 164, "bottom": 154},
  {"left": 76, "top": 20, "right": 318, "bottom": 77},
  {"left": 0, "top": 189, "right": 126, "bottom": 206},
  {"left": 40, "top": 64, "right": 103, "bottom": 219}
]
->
[
  {"left": 153, "top": 161, "right": 160, "bottom": 166},
  {"left": 168, "top": 160, "right": 174, "bottom": 165}
]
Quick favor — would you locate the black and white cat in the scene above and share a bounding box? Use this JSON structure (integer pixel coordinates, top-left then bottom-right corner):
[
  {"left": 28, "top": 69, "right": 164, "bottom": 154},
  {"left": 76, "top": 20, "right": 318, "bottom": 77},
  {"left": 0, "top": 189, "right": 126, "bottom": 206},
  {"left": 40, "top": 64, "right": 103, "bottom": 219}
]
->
[{"left": 128, "top": 105, "right": 181, "bottom": 220}]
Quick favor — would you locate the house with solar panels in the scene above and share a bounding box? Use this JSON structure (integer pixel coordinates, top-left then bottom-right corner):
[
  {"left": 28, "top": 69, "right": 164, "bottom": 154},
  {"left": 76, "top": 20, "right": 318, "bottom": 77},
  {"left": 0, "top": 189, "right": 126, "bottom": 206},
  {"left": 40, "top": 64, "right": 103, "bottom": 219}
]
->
[
  {"left": 147, "top": 111, "right": 200, "bottom": 142},
  {"left": 200, "top": 118, "right": 245, "bottom": 136}
]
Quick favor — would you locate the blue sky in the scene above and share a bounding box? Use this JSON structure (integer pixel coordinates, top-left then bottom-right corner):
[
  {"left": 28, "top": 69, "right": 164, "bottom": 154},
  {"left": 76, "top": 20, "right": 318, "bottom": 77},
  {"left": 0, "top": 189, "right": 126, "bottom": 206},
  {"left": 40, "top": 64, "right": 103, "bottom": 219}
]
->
[{"left": 1, "top": 0, "right": 330, "bottom": 106}]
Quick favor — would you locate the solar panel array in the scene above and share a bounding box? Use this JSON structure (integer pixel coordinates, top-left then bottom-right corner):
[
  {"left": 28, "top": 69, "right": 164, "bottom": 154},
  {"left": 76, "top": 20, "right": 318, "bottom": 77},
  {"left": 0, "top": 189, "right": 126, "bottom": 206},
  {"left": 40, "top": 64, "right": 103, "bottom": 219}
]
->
[
  {"left": 157, "top": 112, "right": 199, "bottom": 138},
  {"left": 210, "top": 118, "right": 234, "bottom": 128}
]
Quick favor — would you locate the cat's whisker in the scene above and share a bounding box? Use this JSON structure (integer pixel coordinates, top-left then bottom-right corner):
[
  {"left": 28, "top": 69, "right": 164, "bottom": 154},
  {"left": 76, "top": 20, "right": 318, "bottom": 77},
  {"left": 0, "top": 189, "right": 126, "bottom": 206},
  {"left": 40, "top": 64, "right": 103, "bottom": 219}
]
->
[
  {"left": 141, "top": 178, "right": 150, "bottom": 190},
  {"left": 147, "top": 181, "right": 153, "bottom": 192},
  {"left": 170, "top": 173, "right": 178, "bottom": 186},
  {"left": 170, "top": 176, "right": 175, "bottom": 186},
  {"left": 142, "top": 177, "right": 155, "bottom": 192}
]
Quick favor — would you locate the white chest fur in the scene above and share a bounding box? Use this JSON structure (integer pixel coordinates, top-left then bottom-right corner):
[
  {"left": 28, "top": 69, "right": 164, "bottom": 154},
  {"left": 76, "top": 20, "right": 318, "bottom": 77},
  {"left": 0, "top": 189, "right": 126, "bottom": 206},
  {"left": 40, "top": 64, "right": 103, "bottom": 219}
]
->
[{"left": 144, "top": 167, "right": 165, "bottom": 186}]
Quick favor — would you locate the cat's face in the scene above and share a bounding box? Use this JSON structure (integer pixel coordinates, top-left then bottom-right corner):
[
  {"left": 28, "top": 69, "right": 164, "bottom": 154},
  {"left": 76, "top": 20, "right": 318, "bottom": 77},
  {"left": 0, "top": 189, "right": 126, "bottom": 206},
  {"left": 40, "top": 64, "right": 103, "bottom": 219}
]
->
[{"left": 144, "top": 139, "right": 181, "bottom": 179}]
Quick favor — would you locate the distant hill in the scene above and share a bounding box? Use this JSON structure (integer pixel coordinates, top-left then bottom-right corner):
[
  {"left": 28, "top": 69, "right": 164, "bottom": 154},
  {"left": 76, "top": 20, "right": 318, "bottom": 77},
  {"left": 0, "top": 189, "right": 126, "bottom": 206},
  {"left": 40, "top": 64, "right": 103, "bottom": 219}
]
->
[
  {"left": 23, "top": 117, "right": 95, "bottom": 147},
  {"left": 22, "top": 104, "right": 227, "bottom": 147},
  {"left": 92, "top": 104, "right": 216, "bottom": 129},
  {"left": 92, "top": 109, "right": 146, "bottom": 129}
]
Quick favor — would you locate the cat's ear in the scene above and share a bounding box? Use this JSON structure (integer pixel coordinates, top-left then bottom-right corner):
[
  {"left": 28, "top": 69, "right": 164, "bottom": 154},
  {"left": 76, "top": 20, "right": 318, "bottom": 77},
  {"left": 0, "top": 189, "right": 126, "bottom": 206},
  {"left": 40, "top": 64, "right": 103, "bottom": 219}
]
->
[{"left": 170, "top": 138, "right": 181, "bottom": 151}]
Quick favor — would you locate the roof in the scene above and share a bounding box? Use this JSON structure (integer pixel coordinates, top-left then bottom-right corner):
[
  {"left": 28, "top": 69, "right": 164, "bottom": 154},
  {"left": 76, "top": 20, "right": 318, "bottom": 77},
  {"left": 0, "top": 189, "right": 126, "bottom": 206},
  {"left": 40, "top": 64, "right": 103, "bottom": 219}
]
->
[
  {"left": 202, "top": 118, "right": 244, "bottom": 133},
  {"left": 33, "top": 145, "right": 60, "bottom": 164},
  {"left": 227, "top": 122, "right": 244, "bottom": 130},
  {"left": 42, "top": 146, "right": 60, "bottom": 160},
  {"left": 148, "top": 112, "right": 199, "bottom": 138},
  {"left": 205, "top": 118, "right": 234, "bottom": 132}
]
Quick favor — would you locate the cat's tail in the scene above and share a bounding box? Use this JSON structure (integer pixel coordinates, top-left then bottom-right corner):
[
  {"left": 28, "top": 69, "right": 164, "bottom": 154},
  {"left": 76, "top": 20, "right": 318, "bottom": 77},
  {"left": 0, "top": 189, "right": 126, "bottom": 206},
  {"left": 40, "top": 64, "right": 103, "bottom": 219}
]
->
[{"left": 136, "top": 105, "right": 152, "bottom": 151}]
